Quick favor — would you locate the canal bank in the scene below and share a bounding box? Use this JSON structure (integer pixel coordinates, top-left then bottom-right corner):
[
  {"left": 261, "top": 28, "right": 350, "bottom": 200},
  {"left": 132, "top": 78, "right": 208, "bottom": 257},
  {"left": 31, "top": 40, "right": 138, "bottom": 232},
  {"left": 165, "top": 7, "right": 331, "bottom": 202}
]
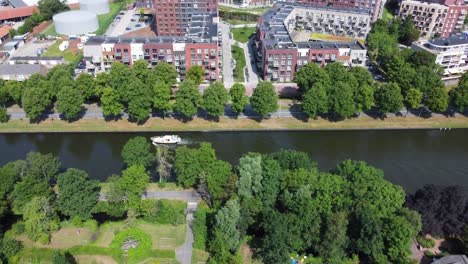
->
[
  {"left": 0, "top": 129, "right": 467, "bottom": 193},
  {"left": 0, "top": 114, "right": 468, "bottom": 133}
]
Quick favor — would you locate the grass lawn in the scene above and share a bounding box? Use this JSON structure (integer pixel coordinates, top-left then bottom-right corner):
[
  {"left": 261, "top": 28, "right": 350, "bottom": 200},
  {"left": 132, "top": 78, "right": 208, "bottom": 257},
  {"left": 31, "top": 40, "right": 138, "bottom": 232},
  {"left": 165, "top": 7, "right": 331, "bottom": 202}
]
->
[
  {"left": 191, "top": 249, "right": 210, "bottom": 264},
  {"left": 225, "top": 19, "right": 256, "bottom": 25},
  {"left": 231, "top": 27, "right": 256, "bottom": 43},
  {"left": 310, "top": 33, "right": 357, "bottom": 42},
  {"left": 41, "top": 40, "right": 80, "bottom": 63},
  {"left": 219, "top": 5, "right": 271, "bottom": 15},
  {"left": 232, "top": 44, "right": 246, "bottom": 82}
]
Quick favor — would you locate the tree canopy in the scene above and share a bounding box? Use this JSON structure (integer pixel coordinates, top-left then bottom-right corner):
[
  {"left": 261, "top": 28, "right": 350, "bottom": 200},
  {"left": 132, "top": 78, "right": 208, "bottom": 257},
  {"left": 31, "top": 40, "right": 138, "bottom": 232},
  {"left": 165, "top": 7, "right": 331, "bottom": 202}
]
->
[
  {"left": 174, "top": 80, "right": 201, "bottom": 119},
  {"left": 250, "top": 82, "right": 278, "bottom": 118},
  {"left": 56, "top": 86, "right": 84, "bottom": 121},
  {"left": 121, "top": 137, "right": 153, "bottom": 168},
  {"left": 202, "top": 82, "right": 229, "bottom": 118},
  {"left": 229, "top": 83, "right": 248, "bottom": 115}
]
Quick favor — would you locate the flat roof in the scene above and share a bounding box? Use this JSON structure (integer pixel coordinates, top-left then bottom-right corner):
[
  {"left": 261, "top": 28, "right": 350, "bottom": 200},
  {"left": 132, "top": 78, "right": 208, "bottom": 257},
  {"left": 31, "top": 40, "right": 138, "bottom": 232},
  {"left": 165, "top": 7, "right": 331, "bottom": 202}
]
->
[{"left": 0, "top": 64, "right": 45, "bottom": 75}]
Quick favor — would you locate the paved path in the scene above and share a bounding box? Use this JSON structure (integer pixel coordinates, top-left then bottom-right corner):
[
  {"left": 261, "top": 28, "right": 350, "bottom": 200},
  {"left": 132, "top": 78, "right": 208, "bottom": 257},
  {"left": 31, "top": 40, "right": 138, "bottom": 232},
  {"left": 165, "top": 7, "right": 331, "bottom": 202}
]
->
[
  {"left": 176, "top": 202, "right": 198, "bottom": 264},
  {"left": 220, "top": 22, "right": 235, "bottom": 87},
  {"left": 106, "top": 8, "right": 135, "bottom": 37}
]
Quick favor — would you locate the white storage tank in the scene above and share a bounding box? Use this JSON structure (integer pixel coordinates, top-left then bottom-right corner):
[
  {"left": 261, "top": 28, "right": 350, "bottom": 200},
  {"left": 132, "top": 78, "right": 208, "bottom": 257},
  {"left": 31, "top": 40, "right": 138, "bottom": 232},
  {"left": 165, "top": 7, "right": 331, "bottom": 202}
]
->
[
  {"left": 79, "top": 0, "right": 110, "bottom": 15},
  {"left": 53, "top": 11, "right": 99, "bottom": 35}
]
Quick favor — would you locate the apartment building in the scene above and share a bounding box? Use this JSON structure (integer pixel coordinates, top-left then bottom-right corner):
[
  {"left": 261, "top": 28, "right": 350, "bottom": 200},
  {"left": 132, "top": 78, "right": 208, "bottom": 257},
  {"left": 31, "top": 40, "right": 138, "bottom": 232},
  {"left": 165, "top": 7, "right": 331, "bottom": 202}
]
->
[
  {"left": 412, "top": 34, "right": 468, "bottom": 75},
  {"left": 255, "top": 2, "right": 366, "bottom": 82},
  {"left": 399, "top": 0, "right": 468, "bottom": 38},
  {"left": 83, "top": 13, "right": 219, "bottom": 81}
]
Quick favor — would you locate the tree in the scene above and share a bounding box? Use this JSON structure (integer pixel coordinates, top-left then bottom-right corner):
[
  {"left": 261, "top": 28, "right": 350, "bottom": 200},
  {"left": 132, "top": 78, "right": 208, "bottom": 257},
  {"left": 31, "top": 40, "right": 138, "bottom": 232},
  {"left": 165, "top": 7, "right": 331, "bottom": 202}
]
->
[
  {"left": 399, "top": 17, "right": 420, "bottom": 46},
  {"left": 0, "top": 107, "right": 7, "bottom": 123},
  {"left": 324, "top": 62, "right": 358, "bottom": 90},
  {"left": 132, "top": 59, "right": 149, "bottom": 81},
  {"left": 0, "top": 161, "right": 24, "bottom": 216},
  {"left": 51, "top": 250, "right": 73, "bottom": 264},
  {"left": 57, "top": 168, "right": 99, "bottom": 219},
  {"left": 0, "top": 81, "right": 8, "bottom": 106},
  {"left": 426, "top": 87, "right": 448, "bottom": 112},
  {"left": 202, "top": 82, "right": 229, "bottom": 118},
  {"left": 260, "top": 211, "right": 293, "bottom": 263},
  {"left": 155, "top": 146, "right": 173, "bottom": 183},
  {"left": 4, "top": 81, "right": 23, "bottom": 105},
  {"left": 38, "top": 0, "right": 69, "bottom": 20},
  {"left": 302, "top": 83, "right": 328, "bottom": 118},
  {"left": 11, "top": 174, "right": 52, "bottom": 214},
  {"left": 375, "top": 83, "right": 404, "bottom": 115},
  {"left": 46, "top": 66, "right": 73, "bottom": 98},
  {"left": 250, "top": 82, "right": 278, "bottom": 118},
  {"left": 237, "top": 153, "right": 263, "bottom": 199},
  {"left": 121, "top": 137, "right": 153, "bottom": 168},
  {"left": 327, "top": 81, "right": 356, "bottom": 119},
  {"left": 23, "top": 196, "right": 60, "bottom": 243},
  {"left": 404, "top": 88, "right": 422, "bottom": 115},
  {"left": 120, "top": 165, "right": 150, "bottom": 209},
  {"left": 174, "top": 146, "right": 200, "bottom": 187},
  {"left": 152, "top": 82, "right": 172, "bottom": 116},
  {"left": 127, "top": 96, "right": 152, "bottom": 122},
  {"left": 229, "top": 83, "right": 248, "bottom": 115},
  {"left": 450, "top": 83, "right": 468, "bottom": 112},
  {"left": 26, "top": 152, "right": 61, "bottom": 181},
  {"left": 75, "top": 73, "right": 96, "bottom": 101},
  {"left": 350, "top": 66, "right": 374, "bottom": 87},
  {"left": 354, "top": 84, "right": 374, "bottom": 113},
  {"left": 318, "top": 212, "right": 349, "bottom": 263},
  {"left": 174, "top": 80, "right": 201, "bottom": 119},
  {"left": 56, "top": 86, "right": 84, "bottom": 121},
  {"left": 294, "top": 63, "right": 331, "bottom": 92},
  {"left": 215, "top": 199, "right": 241, "bottom": 253},
  {"left": 382, "top": 215, "right": 412, "bottom": 263},
  {"left": 269, "top": 149, "right": 316, "bottom": 171},
  {"left": 108, "top": 62, "right": 136, "bottom": 95},
  {"left": 0, "top": 237, "right": 23, "bottom": 263},
  {"left": 22, "top": 86, "right": 51, "bottom": 121},
  {"left": 148, "top": 62, "right": 178, "bottom": 86},
  {"left": 355, "top": 210, "right": 387, "bottom": 263},
  {"left": 186, "top": 65, "right": 205, "bottom": 85},
  {"left": 100, "top": 87, "right": 124, "bottom": 118}
]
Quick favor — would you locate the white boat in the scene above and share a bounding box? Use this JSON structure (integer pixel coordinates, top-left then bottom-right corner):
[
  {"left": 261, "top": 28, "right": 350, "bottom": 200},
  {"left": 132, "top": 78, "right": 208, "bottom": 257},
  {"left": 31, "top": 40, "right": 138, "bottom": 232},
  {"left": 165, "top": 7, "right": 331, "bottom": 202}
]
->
[{"left": 151, "top": 135, "right": 182, "bottom": 145}]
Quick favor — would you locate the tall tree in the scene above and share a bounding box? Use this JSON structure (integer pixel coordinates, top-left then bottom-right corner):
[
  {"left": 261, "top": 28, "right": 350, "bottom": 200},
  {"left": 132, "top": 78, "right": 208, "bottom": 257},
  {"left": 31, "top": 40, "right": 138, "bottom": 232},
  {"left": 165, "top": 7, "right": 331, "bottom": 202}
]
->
[
  {"left": 22, "top": 86, "right": 51, "bottom": 121},
  {"left": 155, "top": 146, "right": 173, "bottom": 183},
  {"left": 450, "top": 83, "right": 468, "bottom": 112},
  {"left": 354, "top": 84, "right": 374, "bottom": 113},
  {"left": 38, "top": 0, "right": 69, "bottom": 20},
  {"left": 318, "top": 212, "right": 349, "bottom": 263},
  {"left": 148, "top": 62, "right": 178, "bottom": 86},
  {"left": 152, "top": 82, "right": 172, "bottom": 116},
  {"left": 327, "top": 81, "right": 356, "bottom": 119},
  {"left": 0, "top": 107, "right": 7, "bottom": 123},
  {"left": 202, "top": 81, "right": 229, "bottom": 118},
  {"left": 375, "top": 83, "right": 404, "bottom": 115},
  {"left": 121, "top": 137, "right": 153, "bottom": 168},
  {"left": 215, "top": 199, "right": 241, "bottom": 253},
  {"left": 404, "top": 88, "right": 422, "bottom": 115},
  {"left": 174, "top": 146, "right": 200, "bottom": 187},
  {"left": 229, "top": 83, "right": 248, "bottom": 115},
  {"left": 302, "top": 83, "right": 328, "bottom": 118},
  {"left": 250, "top": 82, "right": 278, "bottom": 118},
  {"left": 355, "top": 210, "right": 387, "bottom": 263},
  {"left": 132, "top": 59, "right": 149, "bottom": 81},
  {"left": 174, "top": 80, "right": 201, "bottom": 119},
  {"left": 382, "top": 215, "right": 413, "bottom": 263},
  {"left": 294, "top": 62, "right": 331, "bottom": 92},
  {"left": 57, "top": 168, "right": 99, "bottom": 219},
  {"left": 26, "top": 152, "right": 61, "bottom": 181},
  {"left": 4, "top": 81, "right": 23, "bottom": 105},
  {"left": 108, "top": 62, "right": 135, "bottom": 92},
  {"left": 324, "top": 62, "right": 358, "bottom": 90},
  {"left": 426, "top": 87, "right": 448, "bottom": 112},
  {"left": 237, "top": 153, "right": 263, "bottom": 199},
  {"left": 350, "top": 66, "right": 374, "bottom": 87},
  {"left": 186, "top": 65, "right": 205, "bottom": 85},
  {"left": 75, "top": 73, "right": 96, "bottom": 101},
  {"left": 119, "top": 165, "right": 150, "bottom": 209},
  {"left": 100, "top": 87, "right": 124, "bottom": 118},
  {"left": 127, "top": 96, "right": 152, "bottom": 122},
  {"left": 23, "top": 196, "right": 59, "bottom": 243},
  {"left": 399, "top": 17, "right": 420, "bottom": 46},
  {"left": 56, "top": 86, "right": 84, "bottom": 121}
]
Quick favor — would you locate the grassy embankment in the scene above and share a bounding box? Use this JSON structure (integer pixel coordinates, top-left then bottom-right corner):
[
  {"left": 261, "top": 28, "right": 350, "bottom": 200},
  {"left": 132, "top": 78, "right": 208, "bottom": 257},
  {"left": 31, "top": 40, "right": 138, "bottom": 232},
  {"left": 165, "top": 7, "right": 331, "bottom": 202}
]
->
[
  {"left": 1, "top": 114, "right": 467, "bottom": 132},
  {"left": 230, "top": 27, "right": 256, "bottom": 43},
  {"left": 231, "top": 44, "right": 246, "bottom": 82},
  {"left": 9, "top": 219, "right": 183, "bottom": 263},
  {"left": 219, "top": 5, "right": 271, "bottom": 15}
]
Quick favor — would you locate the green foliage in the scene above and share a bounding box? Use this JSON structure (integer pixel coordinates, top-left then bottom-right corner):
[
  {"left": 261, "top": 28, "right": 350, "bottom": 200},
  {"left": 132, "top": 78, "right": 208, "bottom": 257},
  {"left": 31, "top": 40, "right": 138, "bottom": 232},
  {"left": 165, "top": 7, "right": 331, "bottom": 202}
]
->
[
  {"left": 119, "top": 165, "right": 150, "bottom": 209},
  {"left": 0, "top": 237, "right": 22, "bottom": 263},
  {"left": 174, "top": 80, "right": 202, "bottom": 119},
  {"left": 56, "top": 86, "right": 84, "bottom": 121},
  {"left": 148, "top": 62, "right": 178, "bottom": 86},
  {"left": 4, "top": 81, "right": 23, "bottom": 105},
  {"left": 375, "top": 83, "right": 404, "bottom": 114},
  {"left": 186, "top": 65, "right": 205, "bottom": 85},
  {"left": 350, "top": 67, "right": 374, "bottom": 87},
  {"left": 0, "top": 161, "right": 23, "bottom": 215},
  {"left": 215, "top": 199, "right": 241, "bottom": 253},
  {"left": 302, "top": 84, "right": 328, "bottom": 118},
  {"left": 174, "top": 145, "right": 200, "bottom": 187},
  {"left": 237, "top": 153, "right": 263, "bottom": 199},
  {"left": 75, "top": 73, "right": 96, "bottom": 100},
  {"left": 202, "top": 82, "right": 229, "bottom": 118},
  {"left": 38, "top": 0, "right": 69, "bottom": 20},
  {"left": 57, "top": 168, "right": 99, "bottom": 219},
  {"left": 127, "top": 96, "right": 152, "bottom": 122},
  {"left": 121, "top": 137, "right": 153, "bottom": 168},
  {"left": 399, "top": 17, "right": 420, "bottom": 46},
  {"left": 193, "top": 207, "right": 208, "bottom": 250},
  {"left": 51, "top": 250, "right": 72, "bottom": 264},
  {"left": 100, "top": 87, "right": 124, "bottom": 118},
  {"left": 152, "top": 82, "right": 172, "bottom": 114},
  {"left": 416, "top": 236, "right": 435, "bottom": 248},
  {"left": 327, "top": 81, "right": 356, "bottom": 119},
  {"left": 354, "top": 84, "right": 375, "bottom": 113},
  {"left": 26, "top": 152, "right": 61, "bottom": 181},
  {"left": 232, "top": 45, "right": 246, "bottom": 82},
  {"left": 404, "top": 88, "right": 422, "bottom": 110},
  {"left": 0, "top": 107, "right": 8, "bottom": 123},
  {"left": 110, "top": 228, "right": 152, "bottom": 261},
  {"left": 93, "top": 201, "right": 126, "bottom": 218},
  {"left": 425, "top": 87, "right": 448, "bottom": 112},
  {"left": 139, "top": 199, "right": 186, "bottom": 225},
  {"left": 318, "top": 212, "right": 349, "bottom": 263},
  {"left": 294, "top": 63, "right": 331, "bottom": 92},
  {"left": 23, "top": 197, "right": 60, "bottom": 243},
  {"left": 382, "top": 215, "right": 412, "bottom": 263},
  {"left": 450, "top": 82, "right": 468, "bottom": 112},
  {"left": 22, "top": 85, "right": 51, "bottom": 121},
  {"left": 250, "top": 82, "right": 278, "bottom": 117},
  {"left": 229, "top": 83, "right": 248, "bottom": 114}
]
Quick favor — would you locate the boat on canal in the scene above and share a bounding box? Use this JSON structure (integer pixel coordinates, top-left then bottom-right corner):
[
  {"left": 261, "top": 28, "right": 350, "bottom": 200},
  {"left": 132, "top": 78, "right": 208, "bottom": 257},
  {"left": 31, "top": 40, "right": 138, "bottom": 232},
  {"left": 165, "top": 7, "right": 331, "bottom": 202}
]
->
[{"left": 151, "top": 135, "right": 182, "bottom": 145}]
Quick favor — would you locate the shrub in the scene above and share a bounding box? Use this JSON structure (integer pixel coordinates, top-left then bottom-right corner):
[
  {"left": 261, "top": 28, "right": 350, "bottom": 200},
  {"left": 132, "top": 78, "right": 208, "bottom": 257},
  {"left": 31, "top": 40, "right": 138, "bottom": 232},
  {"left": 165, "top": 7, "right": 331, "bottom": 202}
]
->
[
  {"left": 71, "top": 216, "right": 83, "bottom": 227},
  {"left": 140, "top": 200, "right": 186, "bottom": 225},
  {"left": 0, "top": 107, "right": 8, "bottom": 123},
  {"left": 193, "top": 207, "right": 208, "bottom": 250},
  {"left": 12, "top": 222, "right": 25, "bottom": 235},
  {"left": 417, "top": 236, "right": 436, "bottom": 248},
  {"left": 423, "top": 250, "right": 435, "bottom": 258}
]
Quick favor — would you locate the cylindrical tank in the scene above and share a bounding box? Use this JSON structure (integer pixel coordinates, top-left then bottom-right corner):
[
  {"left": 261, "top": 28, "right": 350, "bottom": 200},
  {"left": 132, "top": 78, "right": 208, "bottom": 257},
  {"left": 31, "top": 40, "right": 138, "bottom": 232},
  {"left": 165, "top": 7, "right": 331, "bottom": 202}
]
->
[
  {"left": 79, "top": 0, "right": 110, "bottom": 15},
  {"left": 53, "top": 11, "right": 99, "bottom": 35}
]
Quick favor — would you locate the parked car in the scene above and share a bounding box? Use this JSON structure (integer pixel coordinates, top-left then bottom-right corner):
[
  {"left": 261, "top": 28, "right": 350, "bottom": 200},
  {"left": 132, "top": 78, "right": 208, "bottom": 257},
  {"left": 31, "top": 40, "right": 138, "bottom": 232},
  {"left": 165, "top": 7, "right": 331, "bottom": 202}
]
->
[{"left": 135, "top": 24, "right": 141, "bottom": 28}]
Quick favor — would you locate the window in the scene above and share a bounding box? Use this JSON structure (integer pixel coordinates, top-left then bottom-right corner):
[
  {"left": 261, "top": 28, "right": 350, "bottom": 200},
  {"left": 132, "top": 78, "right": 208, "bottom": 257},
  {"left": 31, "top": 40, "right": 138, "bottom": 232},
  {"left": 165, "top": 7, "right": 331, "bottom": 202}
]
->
[{"left": 197, "top": 48, "right": 202, "bottom": 54}]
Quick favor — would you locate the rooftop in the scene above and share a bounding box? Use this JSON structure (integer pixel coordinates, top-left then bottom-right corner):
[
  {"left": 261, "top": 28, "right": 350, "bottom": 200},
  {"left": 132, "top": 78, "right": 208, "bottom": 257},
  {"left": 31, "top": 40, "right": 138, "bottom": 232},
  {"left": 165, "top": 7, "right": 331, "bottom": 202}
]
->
[
  {"left": 432, "top": 255, "right": 468, "bottom": 264},
  {"left": 0, "top": 25, "right": 12, "bottom": 39},
  {"left": 0, "top": 64, "right": 47, "bottom": 76},
  {"left": 429, "top": 34, "right": 468, "bottom": 46}
]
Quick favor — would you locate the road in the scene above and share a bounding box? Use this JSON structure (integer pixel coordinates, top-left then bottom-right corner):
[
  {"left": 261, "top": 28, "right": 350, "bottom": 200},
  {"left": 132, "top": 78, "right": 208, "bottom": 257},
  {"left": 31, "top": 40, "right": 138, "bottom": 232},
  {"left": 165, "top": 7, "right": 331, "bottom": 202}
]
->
[
  {"left": 105, "top": 8, "right": 135, "bottom": 37},
  {"left": 220, "top": 22, "right": 235, "bottom": 88},
  {"left": 239, "top": 38, "right": 259, "bottom": 85}
]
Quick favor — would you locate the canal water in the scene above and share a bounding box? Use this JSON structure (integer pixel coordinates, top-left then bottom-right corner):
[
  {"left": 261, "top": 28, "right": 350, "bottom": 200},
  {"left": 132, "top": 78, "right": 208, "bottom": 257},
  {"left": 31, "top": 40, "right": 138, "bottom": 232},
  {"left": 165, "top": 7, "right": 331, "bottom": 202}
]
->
[{"left": 0, "top": 129, "right": 467, "bottom": 193}]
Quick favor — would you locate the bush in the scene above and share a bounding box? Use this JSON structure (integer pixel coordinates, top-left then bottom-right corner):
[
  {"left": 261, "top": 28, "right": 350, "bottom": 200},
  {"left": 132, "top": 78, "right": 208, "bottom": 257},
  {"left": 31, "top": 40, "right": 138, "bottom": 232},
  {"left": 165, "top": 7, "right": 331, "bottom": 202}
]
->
[
  {"left": 423, "top": 250, "right": 435, "bottom": 258},
  {"left": 12, "top": 222, "right": 25, "bottom": 235},
  {"left": 140, "top": 200, "right": 186, "bottom": 225},
  {"left": 193, "top": 207, "right": 208, "bottom": 250},
  {"left": 0, "top": 107, "right": 8, "bottom": 123},
  {"left": 417, "top": 236, "right": 436, "bottom": 248},
  {"left": 71, "top": 216, "right": 83, "bottom": 227}
]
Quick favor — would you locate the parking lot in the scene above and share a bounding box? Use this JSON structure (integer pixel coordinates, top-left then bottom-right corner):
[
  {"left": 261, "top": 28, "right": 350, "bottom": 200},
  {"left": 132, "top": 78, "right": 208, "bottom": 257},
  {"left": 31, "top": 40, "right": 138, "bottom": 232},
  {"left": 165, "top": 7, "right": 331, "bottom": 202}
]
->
[
  {"left": 105, "top": 9, "right": 151, "bottom": 37},
  {"left": 12, "top": 40, "right": 56, "bottom": 57}
]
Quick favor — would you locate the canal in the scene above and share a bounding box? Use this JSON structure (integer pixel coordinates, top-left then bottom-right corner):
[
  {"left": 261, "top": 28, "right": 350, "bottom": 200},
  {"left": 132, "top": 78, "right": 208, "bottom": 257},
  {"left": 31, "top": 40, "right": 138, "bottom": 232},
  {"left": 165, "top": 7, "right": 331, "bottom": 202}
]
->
[{"left": 0, "top": 129, "right": 467, "bottom": 193}]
